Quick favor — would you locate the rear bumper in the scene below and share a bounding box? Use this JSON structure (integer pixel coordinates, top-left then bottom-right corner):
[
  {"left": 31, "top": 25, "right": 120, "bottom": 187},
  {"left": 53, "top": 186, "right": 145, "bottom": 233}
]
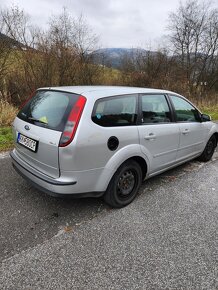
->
[{"left": 10, "top": 150, "right": 104, "bottom": 198}]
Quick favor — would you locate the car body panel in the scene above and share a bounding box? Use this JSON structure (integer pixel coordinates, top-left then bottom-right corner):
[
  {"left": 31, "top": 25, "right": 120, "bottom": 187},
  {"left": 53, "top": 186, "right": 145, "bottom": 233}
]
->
[
  {"left": 94, "top": 144, "right": 150, "bottom": 191},
  {"left": 59, "top": 93, "right": 139, "bottom": 173},
  {"left": 176, "top": 122, "right": 208, "bottom": 161},
  {"left": 137, "top": 123, "right": 180, "bottom": 174},
  {"left": 12, "top": 117, "right": 61, "bottom": 178}
]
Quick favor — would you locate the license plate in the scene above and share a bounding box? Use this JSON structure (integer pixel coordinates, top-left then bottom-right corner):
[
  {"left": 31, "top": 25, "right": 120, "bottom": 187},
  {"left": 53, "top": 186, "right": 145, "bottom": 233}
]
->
[{"left": 17, "top": 133, "right": 38, "bottom": 152}]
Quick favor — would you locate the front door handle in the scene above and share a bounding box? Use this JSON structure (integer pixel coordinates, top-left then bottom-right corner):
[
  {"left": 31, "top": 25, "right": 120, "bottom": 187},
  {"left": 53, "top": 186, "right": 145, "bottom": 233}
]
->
[
  {"left": 144, "top": 133, "right": 156, "bottom": 140},
  {"left": 182, "top": 129, "right": 190, "bottom": 135}
]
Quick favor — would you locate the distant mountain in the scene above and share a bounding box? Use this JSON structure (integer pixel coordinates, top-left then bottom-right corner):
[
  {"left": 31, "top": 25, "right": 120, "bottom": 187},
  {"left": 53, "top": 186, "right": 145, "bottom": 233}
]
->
[{"left": 91, "top": 47, "right": 156, "bottom": 68}]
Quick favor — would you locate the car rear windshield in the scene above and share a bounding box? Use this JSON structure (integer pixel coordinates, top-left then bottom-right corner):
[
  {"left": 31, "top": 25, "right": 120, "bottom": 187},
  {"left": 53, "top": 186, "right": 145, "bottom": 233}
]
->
[{"left": 17, "top": 90, "right": 80, "bottom": 131}]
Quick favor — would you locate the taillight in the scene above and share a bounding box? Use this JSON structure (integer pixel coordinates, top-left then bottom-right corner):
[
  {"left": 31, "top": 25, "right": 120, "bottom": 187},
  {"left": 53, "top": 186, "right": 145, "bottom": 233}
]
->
[{"left": 59, "top": 95, "right": 86, "bottom": 147}]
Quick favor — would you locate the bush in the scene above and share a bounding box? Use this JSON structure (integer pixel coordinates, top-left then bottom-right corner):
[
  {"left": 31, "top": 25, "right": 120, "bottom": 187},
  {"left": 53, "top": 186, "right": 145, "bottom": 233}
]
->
[{"left": 0, "top": 100, "right": 18, "bottom": 126}]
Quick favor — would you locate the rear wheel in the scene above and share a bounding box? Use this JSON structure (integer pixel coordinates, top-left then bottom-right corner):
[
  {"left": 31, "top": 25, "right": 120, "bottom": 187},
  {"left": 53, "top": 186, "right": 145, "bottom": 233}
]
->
[
  {"left": 198, "top": 135, "right": 217, "bottom": 162},
  {"left": 104, "top": 160, "right": 142, "bottom": 208}
]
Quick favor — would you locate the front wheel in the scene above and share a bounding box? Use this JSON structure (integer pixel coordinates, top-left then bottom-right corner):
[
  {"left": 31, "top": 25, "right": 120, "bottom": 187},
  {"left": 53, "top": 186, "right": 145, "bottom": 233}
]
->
[
  {"left": 104, "top": 160, "right": 142, "bottom": 208},
  {"left": 198, "top": 135, "right": 217, "bottom": 162}
]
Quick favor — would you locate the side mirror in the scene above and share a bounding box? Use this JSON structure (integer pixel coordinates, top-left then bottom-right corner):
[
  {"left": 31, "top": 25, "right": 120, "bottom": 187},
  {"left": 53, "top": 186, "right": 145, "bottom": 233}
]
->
[{"left": 201, "top": 113, "right": 211, "bottom": 122}]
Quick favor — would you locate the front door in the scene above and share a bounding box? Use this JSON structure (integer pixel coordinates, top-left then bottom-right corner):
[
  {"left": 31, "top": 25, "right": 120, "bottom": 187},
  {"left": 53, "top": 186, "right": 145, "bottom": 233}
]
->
[{"left": 169, "top": 95, "right": 207, "bottom": 161}]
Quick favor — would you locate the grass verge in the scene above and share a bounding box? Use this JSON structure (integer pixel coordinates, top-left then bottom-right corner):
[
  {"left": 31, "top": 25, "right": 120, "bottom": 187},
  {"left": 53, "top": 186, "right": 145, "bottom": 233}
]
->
[
  {"left": 0, "top": 127, "right": 14, "bottom": 152},
  {"left": 199, "top": 106, "right": 218, "bottom": 121}
]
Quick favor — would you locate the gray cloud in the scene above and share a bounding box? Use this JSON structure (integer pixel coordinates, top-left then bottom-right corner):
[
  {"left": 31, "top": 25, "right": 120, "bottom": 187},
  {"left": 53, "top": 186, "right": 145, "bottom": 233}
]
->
[{"left": 1, "top": 0, "right": 215, "bottom": 49}]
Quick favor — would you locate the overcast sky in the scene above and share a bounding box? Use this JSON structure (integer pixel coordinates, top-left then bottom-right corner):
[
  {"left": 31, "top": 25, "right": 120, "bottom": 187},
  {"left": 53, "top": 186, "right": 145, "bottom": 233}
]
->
[{"left": 0, "top": 0, "right": 217, "bottom": 49}]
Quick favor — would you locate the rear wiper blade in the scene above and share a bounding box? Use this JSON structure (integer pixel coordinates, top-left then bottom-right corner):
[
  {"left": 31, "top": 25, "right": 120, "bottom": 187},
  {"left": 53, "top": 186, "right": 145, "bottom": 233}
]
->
[{"left": 27, "top": 117, "right": 48, "bottom": 125}]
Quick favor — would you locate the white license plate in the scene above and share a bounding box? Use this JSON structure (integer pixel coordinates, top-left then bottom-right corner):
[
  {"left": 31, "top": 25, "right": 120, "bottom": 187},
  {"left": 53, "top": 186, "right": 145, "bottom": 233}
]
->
[{"left": 17, "top": 133, "right": 38, "bottom": 152}]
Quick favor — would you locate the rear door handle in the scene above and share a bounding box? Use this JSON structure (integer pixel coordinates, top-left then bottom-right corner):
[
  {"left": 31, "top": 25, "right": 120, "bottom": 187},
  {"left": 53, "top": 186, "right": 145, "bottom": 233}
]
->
[
  {"left": 182, "top": 129, "right": 190, "bottom": 135},
  {"left": 144, "top": 133, "right": 156, "bottom": 140}
]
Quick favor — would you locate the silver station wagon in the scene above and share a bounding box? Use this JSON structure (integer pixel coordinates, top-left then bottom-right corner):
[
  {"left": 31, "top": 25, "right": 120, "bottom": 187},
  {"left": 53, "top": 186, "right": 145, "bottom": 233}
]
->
[{"left": 11, "top": 86, "right": 218, "bottom": 207}]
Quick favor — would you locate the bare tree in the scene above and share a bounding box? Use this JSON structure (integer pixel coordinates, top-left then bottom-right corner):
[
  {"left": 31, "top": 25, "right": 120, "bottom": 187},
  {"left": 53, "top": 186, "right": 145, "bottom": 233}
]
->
[
  {"left": 120, "top": 48, "right": 178, "bottom": 89},
  {"left": 47, "top": 9, "right": 100, "bottom": 85},
  {"left": 168, "top": 0, "right": 218, "bottom": 96},
  {"left": 0, "top": 32, "right": 13, "bottom": 100},
  {"left": 47, "top": 8, "right": 78, "bottom": 85},
  {"left": 72, "top": 15, "right": 100, "bottom": 84},
  {"left": 0, "top": 5, "right": 35, "bottom": 47},
  {"left": 0, "top": 5, "right": 41, "bottom": 103},
  {"left": 0, "top": 5, "right": 101, "bottom": 104}
]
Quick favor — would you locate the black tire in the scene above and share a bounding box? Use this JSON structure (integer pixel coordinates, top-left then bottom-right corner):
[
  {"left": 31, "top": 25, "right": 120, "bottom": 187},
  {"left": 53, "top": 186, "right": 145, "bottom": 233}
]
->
[
  {"left": 104, "top": 160, "right": 142, "bottom": 208},
  {"left": 198, "top": 135, "right": 217, "bottom": 162}
]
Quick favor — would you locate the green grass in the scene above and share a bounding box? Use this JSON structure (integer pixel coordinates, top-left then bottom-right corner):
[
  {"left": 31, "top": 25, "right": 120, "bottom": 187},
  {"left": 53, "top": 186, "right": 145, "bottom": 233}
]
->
[
  {"left": 199, "top": 106, "right": 218, "bottom": 121},
  {"left": 0, "top": 127, "right": 14, "bottom": 152}
]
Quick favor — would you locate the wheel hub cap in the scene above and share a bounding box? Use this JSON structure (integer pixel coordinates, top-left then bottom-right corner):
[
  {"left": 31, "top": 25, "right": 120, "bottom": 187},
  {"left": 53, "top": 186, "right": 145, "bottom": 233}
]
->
[{"left": 117, "top": 170, "right": 135, "bottom": 196}]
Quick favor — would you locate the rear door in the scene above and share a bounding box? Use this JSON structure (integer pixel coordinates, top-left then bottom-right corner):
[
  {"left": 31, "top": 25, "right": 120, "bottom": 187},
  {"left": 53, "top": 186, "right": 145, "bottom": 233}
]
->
[
  {"left": 13, "top": 90, "right": 80, "bottom": 178},
  {"left": 137, "top": 94, "right": 180, "bottom": 174},
  {"left": 169, "top": 95, "right": 207, "bottom": 161}
]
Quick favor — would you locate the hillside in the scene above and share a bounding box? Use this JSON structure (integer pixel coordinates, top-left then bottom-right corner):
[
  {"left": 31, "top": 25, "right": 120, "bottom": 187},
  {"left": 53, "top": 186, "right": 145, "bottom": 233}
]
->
[
  {"left": 0, "top": 32, "right": 23, "bottom": 48},
  {"left": 91, "top": 47, "right": 156, "bottom": 68}
]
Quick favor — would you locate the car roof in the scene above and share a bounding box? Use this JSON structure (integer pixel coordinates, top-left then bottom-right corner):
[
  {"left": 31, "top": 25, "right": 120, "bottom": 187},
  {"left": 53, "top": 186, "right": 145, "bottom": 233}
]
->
[{"left": 38, "top": 86, "right": 179, "bottom": 98}]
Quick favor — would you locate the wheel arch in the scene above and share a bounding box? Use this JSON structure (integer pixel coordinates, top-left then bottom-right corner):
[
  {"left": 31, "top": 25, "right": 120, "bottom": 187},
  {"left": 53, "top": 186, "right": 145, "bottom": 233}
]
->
[
  {"left": 125, "top": 156, "right": 147, "bottom": 181},
  {"left": 204, "top": 125, "right": 218, "bottom": 149},
  {"left": 95, "top": 144, "right": 149, "bottom": 192}
]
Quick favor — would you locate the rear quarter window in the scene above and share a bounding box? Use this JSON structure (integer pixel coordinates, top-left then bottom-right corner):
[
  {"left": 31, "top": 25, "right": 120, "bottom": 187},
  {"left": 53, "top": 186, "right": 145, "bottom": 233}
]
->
[{"left": 92, "top": 94, "right": 137, "bottom": 127}]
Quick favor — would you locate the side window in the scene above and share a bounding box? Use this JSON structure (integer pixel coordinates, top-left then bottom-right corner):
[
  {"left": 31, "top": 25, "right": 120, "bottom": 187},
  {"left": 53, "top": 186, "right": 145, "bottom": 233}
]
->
[
  {"left": 92, "top": 94, "right": 137, "bottom": 127},
  {"left": 140, "top": 94, "right": 172, "bottom": 124},
  {"left": 170, "top": 95, "right": 200, "bottom": 122}
]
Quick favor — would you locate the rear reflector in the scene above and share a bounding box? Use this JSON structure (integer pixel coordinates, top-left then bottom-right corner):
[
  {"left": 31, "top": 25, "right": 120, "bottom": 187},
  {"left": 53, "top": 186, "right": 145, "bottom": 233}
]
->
[{"left": 59, "top": 95, "right": 86, "bottom": 147}]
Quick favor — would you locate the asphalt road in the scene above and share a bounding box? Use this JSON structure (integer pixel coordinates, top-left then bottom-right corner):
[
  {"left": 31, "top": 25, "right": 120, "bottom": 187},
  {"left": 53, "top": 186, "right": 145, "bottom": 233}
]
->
[{"left": 0, "top": 150, "right": 218, "bottom": 289}]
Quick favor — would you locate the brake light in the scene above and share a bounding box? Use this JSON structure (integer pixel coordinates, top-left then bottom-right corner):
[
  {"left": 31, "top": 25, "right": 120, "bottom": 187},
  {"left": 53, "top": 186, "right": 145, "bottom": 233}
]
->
[{"left": 59, "top": 95, "right": 86, "bottom": 147}]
